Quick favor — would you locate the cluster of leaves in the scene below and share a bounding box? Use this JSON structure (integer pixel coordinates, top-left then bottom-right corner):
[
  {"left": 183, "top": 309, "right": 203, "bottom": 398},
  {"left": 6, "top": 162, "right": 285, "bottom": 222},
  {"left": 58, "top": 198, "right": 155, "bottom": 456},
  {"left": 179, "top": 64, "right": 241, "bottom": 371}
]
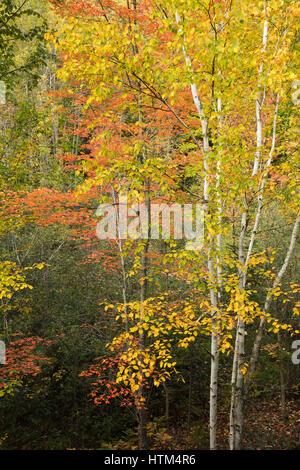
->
[{"left": 0, "top": 334, "right": 51, "bottom": 396}]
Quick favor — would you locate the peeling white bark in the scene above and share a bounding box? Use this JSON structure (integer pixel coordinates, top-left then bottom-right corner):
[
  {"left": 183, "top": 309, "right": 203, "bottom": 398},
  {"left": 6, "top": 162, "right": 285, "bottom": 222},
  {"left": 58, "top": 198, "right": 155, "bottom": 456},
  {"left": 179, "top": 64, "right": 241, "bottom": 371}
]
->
[{"left": 253, "top": 19, "right": 269, "bottom": 177}]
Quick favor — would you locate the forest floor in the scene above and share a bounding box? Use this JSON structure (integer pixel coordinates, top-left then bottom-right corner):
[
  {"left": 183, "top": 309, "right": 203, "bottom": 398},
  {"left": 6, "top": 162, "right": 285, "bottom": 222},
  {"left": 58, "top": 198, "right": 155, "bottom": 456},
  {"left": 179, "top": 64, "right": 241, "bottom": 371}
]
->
[
  {"left": 162, "top": 398, "right": 300, "bottom": 450},
  {"left": 241, "top": 398, "right": 300, "bottom": 450},
  {"left": 216, "top": 398, "right": 300, "bottom": 450}
]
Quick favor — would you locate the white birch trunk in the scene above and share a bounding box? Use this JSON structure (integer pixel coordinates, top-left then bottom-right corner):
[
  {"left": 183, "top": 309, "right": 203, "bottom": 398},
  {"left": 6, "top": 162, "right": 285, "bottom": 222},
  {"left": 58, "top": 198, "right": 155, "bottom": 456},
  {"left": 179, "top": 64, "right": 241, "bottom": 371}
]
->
[
  {"left": 229, "top": 211, "right": 247, "bottom": 449},
  {"left": 230, "top": 12, "right": 269, "bottom": 449},
  {"left": 253, "top": 18, "right": 268, "bottom": 177},
  {"left": 175, "top": 11, "right": 219, "bottom": 449}
]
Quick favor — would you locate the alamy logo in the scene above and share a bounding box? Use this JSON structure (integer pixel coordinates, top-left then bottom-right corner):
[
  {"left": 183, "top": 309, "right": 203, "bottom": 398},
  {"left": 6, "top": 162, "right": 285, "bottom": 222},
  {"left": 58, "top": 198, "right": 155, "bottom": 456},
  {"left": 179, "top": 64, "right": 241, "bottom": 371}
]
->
[
  {"left": 291, "top": 340, "right": 300, "bottom": 365},
  {"left": 0, "top": 341, "right": 6, "bottom": 365},
  {"left": 96, "top": 194, "right": 204, "bottom": 251}
]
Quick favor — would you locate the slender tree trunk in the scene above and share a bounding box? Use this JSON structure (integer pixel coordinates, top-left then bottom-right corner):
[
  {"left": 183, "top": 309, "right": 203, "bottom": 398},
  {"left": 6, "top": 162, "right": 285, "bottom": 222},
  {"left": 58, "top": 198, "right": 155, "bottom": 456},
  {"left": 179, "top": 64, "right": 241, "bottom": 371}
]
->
[
  {"left": 137, "top": 183, "right": 150, "bottom": 450},
  {"left": 163, "top": 382, "right": 170, "bottom": 426},
  {"left": 187, "top": 343, "right": 195, "bottom": 434},
  {"left": 229, "top": 211, "right": 247, "bottom": 450},
  {"left": 209, "top": 319, "right": 219, "bottom": 449},
  {"left": 175, "top": 10, "right": 220, "bottom": 449},
  {"left": 137, "top": 407, "right": 148, "bottom": 450},
  {"left": 277, "top": 330, "right": 287, "bottom": 422}
]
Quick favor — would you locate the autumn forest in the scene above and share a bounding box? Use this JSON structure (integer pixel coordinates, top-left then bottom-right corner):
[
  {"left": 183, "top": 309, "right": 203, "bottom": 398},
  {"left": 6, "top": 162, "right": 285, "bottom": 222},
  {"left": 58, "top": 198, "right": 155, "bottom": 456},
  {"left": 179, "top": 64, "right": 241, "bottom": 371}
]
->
[{"left": 0, "top": 0, "right": 299, "bottom": 452}]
